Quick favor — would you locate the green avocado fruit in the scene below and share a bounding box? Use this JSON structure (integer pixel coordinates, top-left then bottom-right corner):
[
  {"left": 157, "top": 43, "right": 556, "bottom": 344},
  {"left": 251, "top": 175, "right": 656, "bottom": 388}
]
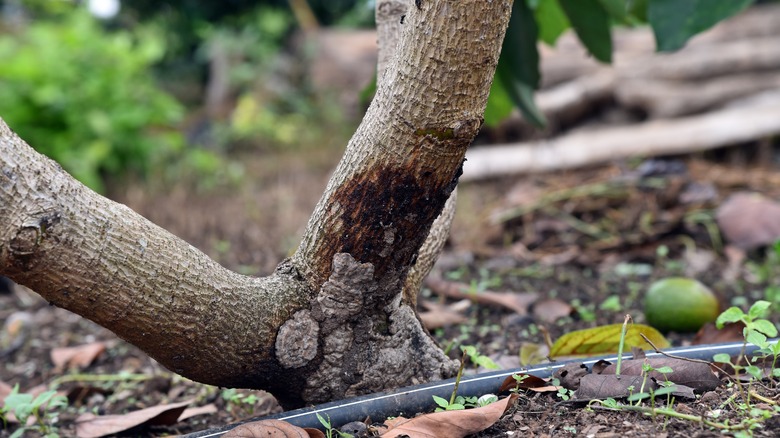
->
[{"left": 644, "top": 277, "right": 720, "bottom": 333}]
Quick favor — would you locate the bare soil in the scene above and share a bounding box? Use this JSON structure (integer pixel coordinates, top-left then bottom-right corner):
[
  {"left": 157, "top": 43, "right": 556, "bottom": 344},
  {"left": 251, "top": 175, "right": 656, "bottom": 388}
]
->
[{"left": 2, "top": 142, "right": 780, "bottom": 437}]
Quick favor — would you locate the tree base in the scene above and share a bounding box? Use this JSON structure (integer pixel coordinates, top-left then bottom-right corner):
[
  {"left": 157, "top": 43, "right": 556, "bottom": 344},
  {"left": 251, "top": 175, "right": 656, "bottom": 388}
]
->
[{"left": 276, "top": 253, "right": 458, "bottom": 405}]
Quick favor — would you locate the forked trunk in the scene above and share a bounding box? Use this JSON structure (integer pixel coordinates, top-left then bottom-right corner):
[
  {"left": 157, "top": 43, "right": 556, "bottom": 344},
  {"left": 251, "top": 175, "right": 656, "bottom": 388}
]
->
[{"left": 0, "top": 0, "right": 512, "bottom": 407}]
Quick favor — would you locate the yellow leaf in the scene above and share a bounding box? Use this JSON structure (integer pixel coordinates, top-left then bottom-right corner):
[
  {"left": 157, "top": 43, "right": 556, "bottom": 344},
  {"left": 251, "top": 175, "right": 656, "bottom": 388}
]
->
[{"left": 549, "top": 324, "right": 669, "bottom": 358}]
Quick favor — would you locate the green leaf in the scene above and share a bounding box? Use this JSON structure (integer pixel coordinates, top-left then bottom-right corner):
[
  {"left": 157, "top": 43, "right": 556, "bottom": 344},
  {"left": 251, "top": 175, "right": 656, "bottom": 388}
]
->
[
  {"left": 484, "top": 78, "right": 515, "bottom": 126},
  {"left": 748, "top": 300, "right": 771, "bottom": 320},
  {"left": 751, "top": 319, "right": 778, "bottom": 338},
  {"left": 316, "top": 412, "right": 331, "bottom": 429},
  {"left": 495, "top": 67, "right": 547, "bottom": 127},
  {"left": 598, "top": 0, "right": 628, "bottom": 22},
  {"left": 712, "top": 353, "right": 732, "bottom": 363},
  {"left": 648, "top": 0, "right": 754, "bottom": 52},
  {"left": 559, "top": 0, "right": 613, "bottom": 63},
  {"left": 494, "top": 0, "right": 546, "bottom": 127},
  {"left": 549, "top": 323, "right": 669, "bottom": 357},
  {"left": 534, "top": 0, "right": 570, "bottom": 46},
  {"left": 461, "top": 345, "right": 477, "bottom": 357},
  {"left": 746, "top": 330, "right": 767, "bottom": 348},
  {"left": 653, "top": 385, "right": 677, "bottom": 396},
  {"left": 627, "top": 0, "right": 649, "bottom": 22},
  {"left": 432, "top": 395, "right": 450, "bottom": 408},
  {"left": 716, "top": 307, "right": 745, "bottom": 328},
  {"left": 746, "top": 365, "right": 763, "bottom": 381},
  {"left": 475, "top": 355, "right": 501, "bottom": 370},
  {"left": 627, "top": 392, "right": 651, "bottom": 402}
]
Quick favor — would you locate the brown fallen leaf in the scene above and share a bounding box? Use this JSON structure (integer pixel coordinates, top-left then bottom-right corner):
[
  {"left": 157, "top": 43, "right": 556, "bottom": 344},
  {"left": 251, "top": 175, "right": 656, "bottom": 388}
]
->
[
  {"left": 51, "top": 342, "right": 107, "bottom": 372},
  {"left": 222, "top": 419, "right": 323, "bottom": 438},
  {"left": 498, "top": 373, "right": 559, "bottom": 394},
  {"left": 380, "top": 394, "right": 518, "bottom": 438},
  {"left": 600, "top": 358, "right": 721, "bottom": 393},
  {"left": 575, "top": 374, "right": 651, "bottom": 400},
  {"left": 425, "top": 276, "right": 539, "bottom": 315},
  {"left": 419, "top": 299, "right": 470, "bottom": 329},
  {"left": 178, "top": 403, "right": 218, "bottom": 422},
  {"left": 716, "top": 192, "right": 780, "bottom": 250},
  {"left": 65, "top": 385, "right": 112, "bottom": 405},
  {"left": 531, "top": 298, "right": 573, "bottom": 323},
  {"left": 693, "top": 321, "right": 745, "bottom": 345},
  {"left": 0, "top": 380, "right": 12, "bottom": 403},
  {"left": 74, "top": 399, "right": 192, "bottom": 438},
  {"left": 553, "top": 363, "right": 589, "bottom": 391},
  {"left": 0, "top": 311, "right": 32, "bottom": 356}
]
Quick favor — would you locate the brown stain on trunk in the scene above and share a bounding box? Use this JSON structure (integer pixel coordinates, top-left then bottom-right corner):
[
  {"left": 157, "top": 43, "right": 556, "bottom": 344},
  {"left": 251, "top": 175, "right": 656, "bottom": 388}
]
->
[{"left": 322, "top": 150, "right": 463, "bottom": 291}]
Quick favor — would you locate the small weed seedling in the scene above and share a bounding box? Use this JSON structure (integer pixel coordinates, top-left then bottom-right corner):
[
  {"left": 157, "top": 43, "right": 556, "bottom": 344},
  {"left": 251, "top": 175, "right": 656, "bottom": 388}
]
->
[
  {"left": 220, "top": 388, "right": 265, "bottom": 419},
  {"left": 713, "top": 300, "right": 779, "bottom": 387},
  {"left": 432, "top": 345, "right": 500, "bottom": 412},
  {"left": 587, "top": 301, "right": 779, "bottom": 436},
  {"left": 552, "top": 378, "right": 573, "bottom": 401},
  {"left": 0, "top": 384, "right": 68, "bottom": 438},
  {"left": 316, "top": 413, "right": 353, "bottom": 438},
  {"left": 625, "top": 363, "right": 676, "bottom": 409}
]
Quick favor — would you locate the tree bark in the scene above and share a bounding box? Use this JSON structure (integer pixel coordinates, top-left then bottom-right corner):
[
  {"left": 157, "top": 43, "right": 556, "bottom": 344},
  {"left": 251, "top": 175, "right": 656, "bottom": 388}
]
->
[{"left": 0, "top": 0, "right": 512, "bottom": 407}]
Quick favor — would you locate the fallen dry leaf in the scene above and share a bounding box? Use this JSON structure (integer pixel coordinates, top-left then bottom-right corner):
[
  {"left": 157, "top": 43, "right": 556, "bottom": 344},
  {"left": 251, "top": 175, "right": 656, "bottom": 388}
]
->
[
  {"left": 0, "top": 379, "right": 12, "bottom": 403},
  {"left": 419, "top": 299, "right": 469, "bottom": 329},
  {"left": 51, "top": 342, "right": 106, "bottom": 372},
  {"left": 531, "top": 298, "right": 573, "bottom": 323},
  {"left": 222, "top": 419, "right": 323, "bottom": 438},
  {"left": 549, "top": 324, "right": 669, "bottom": 358},
  {"left": 519, "top": 342, "right": 549, "bottom": 366},
  {"left": 693, "top": 321, "right": 745, "bottom": 345},
  {"left": 74, "top": 399, "right": 192, "bottom": 438},
  {"left": 65, "top": 385, "right": 112, "bottom": 405},
  {"left": 716, "top": 192, "right": 780, "bottom": 250},
  {"left": 554, "top": 363, "right": 590, "bottom": 391},
  {"left": 575, "top": 374, "right": 650, "bottom": 400},
  {"left": 498, "top": 373, "right": 559, "bottom": 394},
  {"left": 380, "top": 394, "right": 518, "bottom": 438},
  {"left": 0, "top": 311, "right": 32, "bottom": 356},
  {"left": 601, "top": 358, "right": 721, "bottom": 393},
  {"left": 425, "top": 276, "right": 538, "bottom": 315},
  {"left": 178, "top": 403, "right": 218, "bottom": 422}
]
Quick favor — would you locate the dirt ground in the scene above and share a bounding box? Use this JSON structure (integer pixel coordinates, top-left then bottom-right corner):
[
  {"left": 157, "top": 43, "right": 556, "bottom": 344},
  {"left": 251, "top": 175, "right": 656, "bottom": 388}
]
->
[{"left": 2, "top": 139, "right": 780, "bottom": 437}]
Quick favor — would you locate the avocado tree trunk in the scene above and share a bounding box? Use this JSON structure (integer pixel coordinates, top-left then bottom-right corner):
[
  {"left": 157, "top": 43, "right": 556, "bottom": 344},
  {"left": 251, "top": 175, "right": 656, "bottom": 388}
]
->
[{"left": 0, "top": 0, "right": 512, "bottom": 408}]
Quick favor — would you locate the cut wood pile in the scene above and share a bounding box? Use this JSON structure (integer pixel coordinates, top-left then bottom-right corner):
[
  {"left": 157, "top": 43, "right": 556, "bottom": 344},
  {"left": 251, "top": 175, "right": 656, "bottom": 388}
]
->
[{"left": 463, "top": 3, "right": 780, "bottom": 181}]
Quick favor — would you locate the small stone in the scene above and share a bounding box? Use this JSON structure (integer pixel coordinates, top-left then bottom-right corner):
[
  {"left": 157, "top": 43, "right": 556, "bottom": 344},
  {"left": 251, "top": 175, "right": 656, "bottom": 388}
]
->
[
  {"left": 699, "top": 391, "right": 720, "bottom": 405},
  {"left": 339, "top": 421, "right": 368, "bottom": 437}
]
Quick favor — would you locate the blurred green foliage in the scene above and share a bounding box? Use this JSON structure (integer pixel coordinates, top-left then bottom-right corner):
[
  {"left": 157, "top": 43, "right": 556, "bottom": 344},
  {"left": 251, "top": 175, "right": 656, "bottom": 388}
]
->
[
  {"left": 0, "top": 9, "right": 184, "bottom": 192},
  {"left": 0, "top": 0, "right": 372, "bottom": 192}
]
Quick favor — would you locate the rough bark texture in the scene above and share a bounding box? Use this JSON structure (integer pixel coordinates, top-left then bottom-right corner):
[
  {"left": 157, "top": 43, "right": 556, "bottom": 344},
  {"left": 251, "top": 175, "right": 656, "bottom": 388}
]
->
[
  {"left": 376, "top": 0, "right": 458, "bottom": 307},
  {"left": 0, "top": 0, "right": 512, "bottom": 407},
  {"left": 0, "top": 121, "right": 310, "bottom": 406}
]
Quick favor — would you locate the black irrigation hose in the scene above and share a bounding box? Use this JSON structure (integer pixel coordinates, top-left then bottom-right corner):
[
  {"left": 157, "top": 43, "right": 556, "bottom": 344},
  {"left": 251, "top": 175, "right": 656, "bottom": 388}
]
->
[{"left": 185, "top": 340, "right": 777, "bottom": 437}]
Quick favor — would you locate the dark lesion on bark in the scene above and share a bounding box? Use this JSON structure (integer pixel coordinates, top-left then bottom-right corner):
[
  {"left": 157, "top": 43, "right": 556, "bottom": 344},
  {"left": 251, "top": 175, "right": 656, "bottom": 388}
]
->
[{"left": 317, "top": 157, "right": 463, "bottom": 296}]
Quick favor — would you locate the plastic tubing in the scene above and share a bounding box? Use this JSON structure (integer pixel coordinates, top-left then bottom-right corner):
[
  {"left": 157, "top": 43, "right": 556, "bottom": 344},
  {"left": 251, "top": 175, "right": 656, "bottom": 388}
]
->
[{"left": 185, "top": 340, "right": 776, "bottom": 437}]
